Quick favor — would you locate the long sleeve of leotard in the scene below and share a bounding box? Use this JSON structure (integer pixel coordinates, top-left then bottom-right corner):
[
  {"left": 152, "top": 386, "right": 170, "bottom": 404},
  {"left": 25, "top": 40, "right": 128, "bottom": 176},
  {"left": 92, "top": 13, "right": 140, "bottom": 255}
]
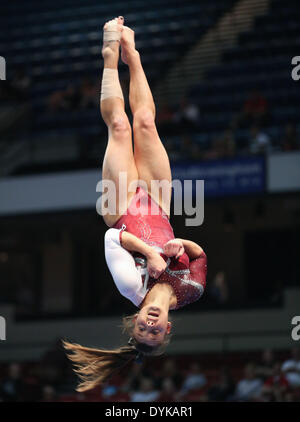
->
[
  {"left": 189, "top": 250, "right": 207, "bottom": 294},
  {"left": 104, "top": 228, "right": 147, "bottom": 307}
]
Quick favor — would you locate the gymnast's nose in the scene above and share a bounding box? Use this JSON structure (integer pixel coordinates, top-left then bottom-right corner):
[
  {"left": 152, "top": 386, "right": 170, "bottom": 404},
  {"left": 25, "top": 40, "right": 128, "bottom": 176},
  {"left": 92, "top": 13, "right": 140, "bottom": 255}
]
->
[{"left": 147, "top": 320, "right": 155, "bottom": 326}]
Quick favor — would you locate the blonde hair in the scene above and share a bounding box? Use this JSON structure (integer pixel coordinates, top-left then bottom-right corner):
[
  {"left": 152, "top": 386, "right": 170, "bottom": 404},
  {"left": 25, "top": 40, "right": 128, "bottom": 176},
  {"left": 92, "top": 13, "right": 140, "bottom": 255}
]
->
[{"left": 63, "top": 313, "right": 172, "bottom": 392}]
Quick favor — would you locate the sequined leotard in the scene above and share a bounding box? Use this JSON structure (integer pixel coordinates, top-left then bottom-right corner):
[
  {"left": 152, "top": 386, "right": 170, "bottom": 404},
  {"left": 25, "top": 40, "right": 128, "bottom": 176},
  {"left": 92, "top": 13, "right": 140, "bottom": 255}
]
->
[{"left": 105, "top": 186, "right": 207, "bottom": 309}]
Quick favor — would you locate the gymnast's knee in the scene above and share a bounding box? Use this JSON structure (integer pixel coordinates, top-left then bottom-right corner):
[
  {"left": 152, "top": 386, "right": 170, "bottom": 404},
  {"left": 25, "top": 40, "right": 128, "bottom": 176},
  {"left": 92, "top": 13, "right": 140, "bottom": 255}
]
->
[
  {"left": 133, "top": 108, "right": 156, "bottom": 132},
  {"left": 109, "top": 113, "right": 131, "bottom": 138}
]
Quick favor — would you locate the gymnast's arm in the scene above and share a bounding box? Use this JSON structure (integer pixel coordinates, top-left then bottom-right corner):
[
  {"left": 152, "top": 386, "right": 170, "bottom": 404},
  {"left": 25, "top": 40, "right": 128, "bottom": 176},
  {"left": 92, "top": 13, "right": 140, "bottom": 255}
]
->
[
  {"left": 104, "top": 228, "right": 166, "bottom": 294},
  {"left": 104, "top": 228, "right": 143, "bottom": 303},
  {"left": 163, "top": 238, "right": 204, "bottom": 260},
  {"left": 164, "top": 239, "right": 207, "bottom": 291},
  {"left": 162, "top": 236, "right": 207, "bottom": 298},
  {"left": 119, "top": 230, "right": 167, "bottom": 278},
  {"left": 187, "top": 244, "right": 207, "bottom": 294},
  {"left": 178, "top": 238, "right": 204, "bottom": 259},
  {"left": 119, "top": 230, "right": 158, "bottom": 260}
]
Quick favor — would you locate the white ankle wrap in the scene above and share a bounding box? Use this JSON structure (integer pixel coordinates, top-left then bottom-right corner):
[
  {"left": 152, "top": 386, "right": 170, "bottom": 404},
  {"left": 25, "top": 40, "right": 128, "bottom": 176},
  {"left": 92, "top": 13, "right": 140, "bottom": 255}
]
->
[
  {"left": 103, "top": 21, "right": 121, "bottom": 43},
  {"left": 100, "top": 68, "right": 124, "bottom": 101}
]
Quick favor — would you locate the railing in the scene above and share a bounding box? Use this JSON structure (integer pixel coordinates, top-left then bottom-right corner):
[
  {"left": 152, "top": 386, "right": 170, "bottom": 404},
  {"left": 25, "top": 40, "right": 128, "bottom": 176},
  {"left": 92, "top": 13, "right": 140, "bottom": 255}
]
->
[
  {"left": 0, "top": 328, "right": 291, "bottom": 360},
  {"left": 174, "top": 329, "right": 290, "bottom": 354}
]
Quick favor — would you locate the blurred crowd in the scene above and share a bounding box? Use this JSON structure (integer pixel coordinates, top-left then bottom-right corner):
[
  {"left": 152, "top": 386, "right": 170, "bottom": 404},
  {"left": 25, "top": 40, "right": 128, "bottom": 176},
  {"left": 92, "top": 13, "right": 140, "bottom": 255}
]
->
[
  {"left": 0, "top": 344, "right": 299, "bottom": 403},
  {"left": 159, "top": 90, "right": 300, "bottom": 162},
  {"left": 46, "top": 82, "right": 300, "bottom": 161},
  {"left": 46, "top": 82, "right": 300, "bottom": 160},
  {"left": 1, "top": 71, "right": 299, "bottom": 165},
  {"left": 47, "top": 77, "right": 99, "bottom": 112}
]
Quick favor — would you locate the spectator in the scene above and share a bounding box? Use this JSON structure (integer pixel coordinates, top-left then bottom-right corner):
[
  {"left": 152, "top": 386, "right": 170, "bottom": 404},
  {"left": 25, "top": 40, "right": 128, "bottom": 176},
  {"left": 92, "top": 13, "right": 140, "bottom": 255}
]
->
[
  {"left": 48, "top": 84, "right": 80, "bottom": 112},
  {"left": 283, "top": 391, "right": 296, "bottom": 402},
  {"left": 0, "top": 352, "right": 299, "bottom": 402},
  {"left": 248, "top": 125, "right": 272, "bottom": 154},
  {"left": 41, "top": 338, "right": 70, "bottom": 383},
  {"left": 130, "top": 377, "right": 159, "bottom": 402},
  {"left": 208, "top": 367, "right": 235, "bottom": 402},
  {"left": 157, "top": 358, "right": 183, "bottom": 391},
  {"left": 203, "top": 136, "right": 225, "bottom": 160},
  {"left": 101, "top": 382, "right": 118, "bottom": 399},
  {"left": 235, "top": 90, "right": 269, "bottom": 128},
  {"left": 173, "top": 98, "right": 200, "bottom": 133},
  {"left": 156, "top": 377, "right": 177, "bottom": 402},
  {"left": 40, "top": 385, "right": 57, "bottom": 402},
  {"left": 203, "top": 129, "right": 236, "bottom": 160},
  {"left": 21, "top": 363, "right": 42, "bottom": 402},
  {"left": 281, "top": 348, "right": 300, "bottom": 388},
  {"left": 280, "top": 123, "right": 299, "bottom": 151},
  {"left": 121, "top": 361, "right": 146, "bottom": 393},
  {"left": 259, "top": 362, "right": 289, "bottom": 402},
  {"left": 232, "top": 363, "right": 263, "bottom": 401},
  {"left": 256, "top": 349, "right": 276, "bottom": 381},
  {"left": 0, "top": 363, "right": 24, "bottom": 402},
  {"left": 179, "top": 362, "right": 207, "bottom": 396},
  {"left": 38, "top": 340, "right": 67, "bottom": 389},
  {"left": 208, "top": 271, "right": 229, "bottom": 305}
]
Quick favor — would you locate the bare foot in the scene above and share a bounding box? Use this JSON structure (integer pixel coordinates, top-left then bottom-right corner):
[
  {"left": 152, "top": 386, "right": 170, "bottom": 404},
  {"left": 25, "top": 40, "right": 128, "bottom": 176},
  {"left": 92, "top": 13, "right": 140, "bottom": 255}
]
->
[
  {"left": 120, "top": 25, "right": 137, "bottom": 64},
  {"left": 102, "top": 16, "right": 124, "bottom": 57}
]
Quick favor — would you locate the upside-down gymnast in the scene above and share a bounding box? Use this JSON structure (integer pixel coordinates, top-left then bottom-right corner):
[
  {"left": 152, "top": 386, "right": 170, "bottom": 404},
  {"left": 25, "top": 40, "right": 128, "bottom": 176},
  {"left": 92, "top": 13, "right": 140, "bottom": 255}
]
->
[{"left": 63, "top": 16, "right": 207, "bottom": 392}]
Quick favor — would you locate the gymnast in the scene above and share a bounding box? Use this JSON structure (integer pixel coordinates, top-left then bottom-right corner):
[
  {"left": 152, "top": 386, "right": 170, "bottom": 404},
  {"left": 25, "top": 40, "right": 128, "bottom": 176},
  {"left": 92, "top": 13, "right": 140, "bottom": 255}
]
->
[{"left": 63, "top": 16, "right": 207, "bottom": 392}]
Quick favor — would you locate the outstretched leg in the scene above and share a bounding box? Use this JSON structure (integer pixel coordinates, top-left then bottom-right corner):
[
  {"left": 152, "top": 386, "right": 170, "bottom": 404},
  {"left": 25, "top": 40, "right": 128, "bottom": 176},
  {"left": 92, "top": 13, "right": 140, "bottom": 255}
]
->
[
  {"left": 101, "top": 17, "right": 138, "bottom": 227},
  {"left": 121, "top": 27, "right": 172, "bottom": 216}
]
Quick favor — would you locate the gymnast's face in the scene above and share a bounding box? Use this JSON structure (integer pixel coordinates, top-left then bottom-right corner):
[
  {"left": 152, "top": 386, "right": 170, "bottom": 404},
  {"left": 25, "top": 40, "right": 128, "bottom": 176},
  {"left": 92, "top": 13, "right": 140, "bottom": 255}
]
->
[{"left": 132, "top": 306, "right": 172, "bottom": 347}]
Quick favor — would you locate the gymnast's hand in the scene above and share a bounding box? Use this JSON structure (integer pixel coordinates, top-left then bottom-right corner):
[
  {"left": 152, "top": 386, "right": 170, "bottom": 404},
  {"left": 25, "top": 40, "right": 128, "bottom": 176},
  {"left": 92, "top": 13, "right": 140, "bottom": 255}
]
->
[
  {"left": 146, "top": 249, "right": 167, "bottom": 279},
  {"left": 163, "top": 239, "right": 185, "bottom": 259}
]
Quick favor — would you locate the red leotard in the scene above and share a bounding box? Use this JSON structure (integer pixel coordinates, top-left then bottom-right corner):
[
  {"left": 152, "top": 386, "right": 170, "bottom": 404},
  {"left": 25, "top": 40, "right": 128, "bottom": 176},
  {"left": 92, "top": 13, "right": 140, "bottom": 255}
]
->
[{"left": 113, "top": 186, "right": 207, "bottom": 309}]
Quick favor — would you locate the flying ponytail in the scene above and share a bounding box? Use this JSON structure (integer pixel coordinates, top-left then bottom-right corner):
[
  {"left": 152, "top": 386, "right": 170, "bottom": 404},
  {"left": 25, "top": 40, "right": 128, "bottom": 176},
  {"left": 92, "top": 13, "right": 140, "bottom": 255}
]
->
[
  {"left": 62, "top": 340, "right": 138, "bottom": 392},
  {"left": 63, "top": 313, "right": 172, "bottom": 392}
]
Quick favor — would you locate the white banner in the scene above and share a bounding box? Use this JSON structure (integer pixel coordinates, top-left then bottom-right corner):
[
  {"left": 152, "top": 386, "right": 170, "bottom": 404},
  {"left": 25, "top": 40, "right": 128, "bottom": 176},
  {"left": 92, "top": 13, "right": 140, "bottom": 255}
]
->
[
  {"left": 0, "top": 170, "right": 101, "bottom": 215},
  {"left": 267, "top": 151, "right": 300, "bottom": 193}
]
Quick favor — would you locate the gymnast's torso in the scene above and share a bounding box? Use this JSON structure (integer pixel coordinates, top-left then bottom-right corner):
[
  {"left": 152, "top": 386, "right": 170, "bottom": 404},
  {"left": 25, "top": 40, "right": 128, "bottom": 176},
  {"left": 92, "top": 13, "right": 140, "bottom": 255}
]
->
[{"left": 105, "top": 186, "right": 207, "bottom": 309}]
